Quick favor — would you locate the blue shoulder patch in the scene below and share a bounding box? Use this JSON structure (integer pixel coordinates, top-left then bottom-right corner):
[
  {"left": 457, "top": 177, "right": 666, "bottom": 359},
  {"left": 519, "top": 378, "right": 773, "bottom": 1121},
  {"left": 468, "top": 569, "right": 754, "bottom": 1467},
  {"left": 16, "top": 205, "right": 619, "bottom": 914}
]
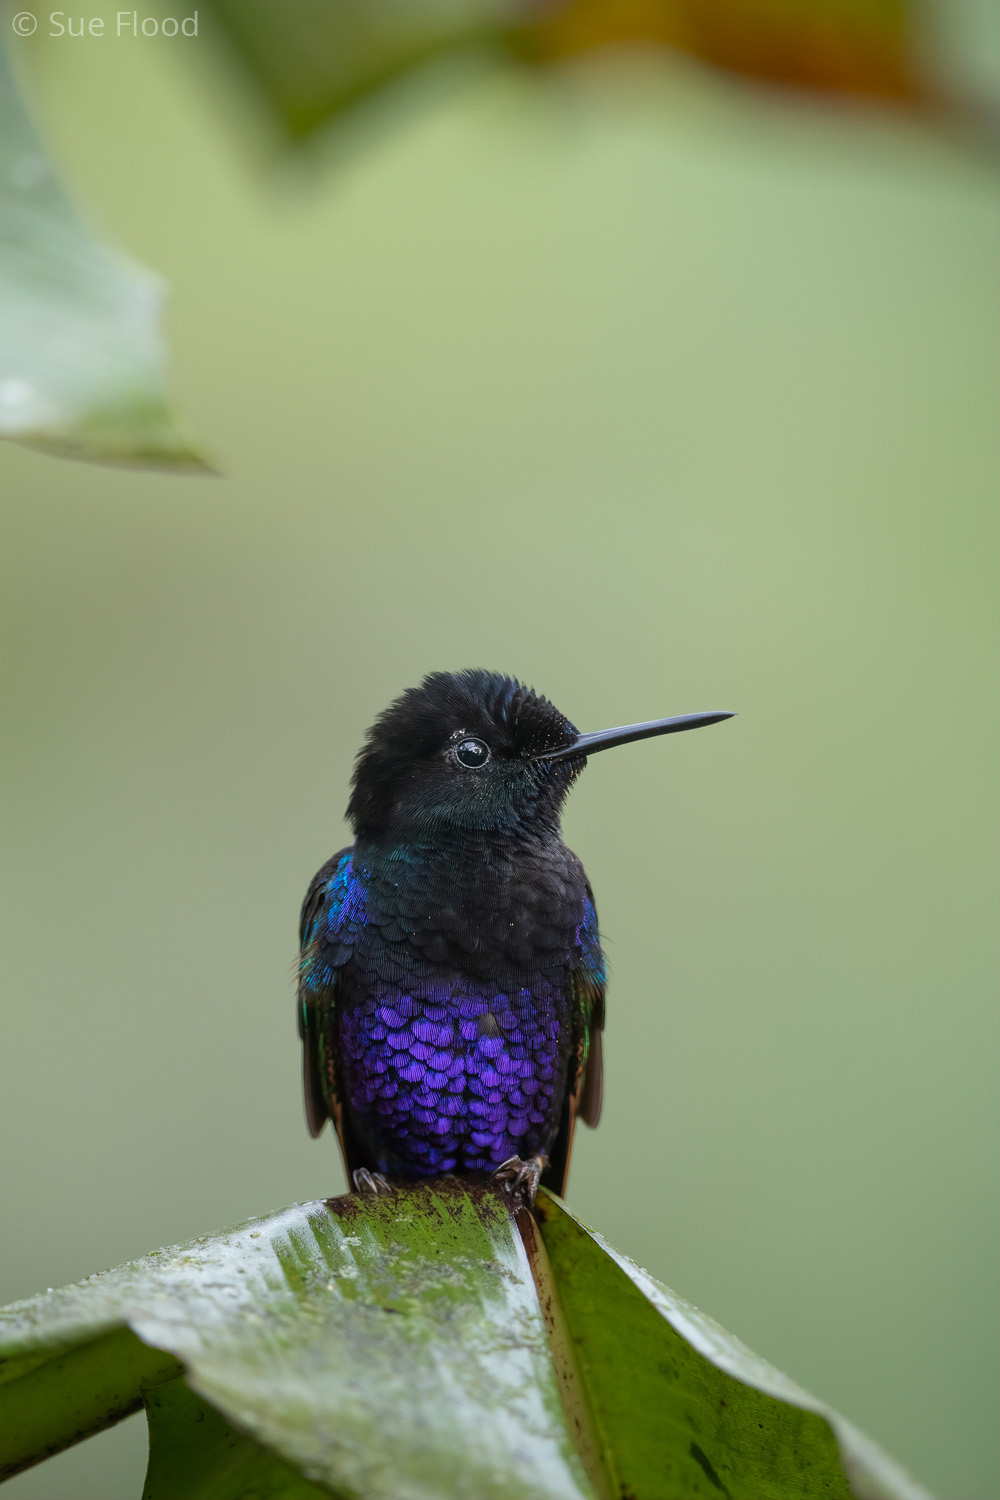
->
[
  {"left": 576, "top": 896, "right": 606, "bottom": 986},
  {"left": 301, "top": 850, "right": 363, "bottom": 993}
]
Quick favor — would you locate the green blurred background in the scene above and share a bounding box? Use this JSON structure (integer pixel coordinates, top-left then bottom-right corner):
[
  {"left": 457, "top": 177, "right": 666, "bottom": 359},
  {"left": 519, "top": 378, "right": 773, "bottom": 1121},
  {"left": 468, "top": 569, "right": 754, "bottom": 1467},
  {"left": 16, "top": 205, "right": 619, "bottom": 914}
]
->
[{"left": 1, "top": 6, "right": 998, "bottom": 1497}]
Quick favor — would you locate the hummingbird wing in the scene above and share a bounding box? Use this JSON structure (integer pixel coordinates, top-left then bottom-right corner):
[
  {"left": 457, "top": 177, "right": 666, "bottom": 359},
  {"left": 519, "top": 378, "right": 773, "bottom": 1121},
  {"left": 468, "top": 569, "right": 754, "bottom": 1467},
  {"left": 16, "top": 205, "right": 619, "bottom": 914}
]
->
[
  {"left": 298, "top": 846, "right": 358, "bottom": 1151},
  {"left": 543, "top": 880, "right": 606, "bottom": 1195}
]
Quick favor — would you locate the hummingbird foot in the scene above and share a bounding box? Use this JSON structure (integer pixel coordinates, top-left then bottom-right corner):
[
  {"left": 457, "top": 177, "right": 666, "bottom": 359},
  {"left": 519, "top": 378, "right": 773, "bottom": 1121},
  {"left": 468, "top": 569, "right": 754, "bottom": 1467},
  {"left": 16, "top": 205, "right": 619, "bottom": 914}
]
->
[
  {"left": 352, "top": 1168, "right": 393, "bottom": 1198},
  {"left": 491, "top": 1154, "right": 546, "bottom": 1206}
]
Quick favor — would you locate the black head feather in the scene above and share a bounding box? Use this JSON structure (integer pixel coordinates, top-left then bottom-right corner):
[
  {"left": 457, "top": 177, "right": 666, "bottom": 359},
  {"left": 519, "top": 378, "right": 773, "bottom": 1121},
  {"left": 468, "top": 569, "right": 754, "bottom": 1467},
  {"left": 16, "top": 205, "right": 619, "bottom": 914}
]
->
[{"left": 347, "top": 670, "right": 580, "bottom": 840}]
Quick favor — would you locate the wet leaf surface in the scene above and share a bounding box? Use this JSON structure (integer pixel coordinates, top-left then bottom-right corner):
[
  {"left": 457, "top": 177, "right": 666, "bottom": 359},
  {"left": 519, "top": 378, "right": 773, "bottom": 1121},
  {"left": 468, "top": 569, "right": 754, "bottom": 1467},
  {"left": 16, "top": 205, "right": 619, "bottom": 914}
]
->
[{"left": 0, "top": 1183, "right": 594, "bottom": 1500}]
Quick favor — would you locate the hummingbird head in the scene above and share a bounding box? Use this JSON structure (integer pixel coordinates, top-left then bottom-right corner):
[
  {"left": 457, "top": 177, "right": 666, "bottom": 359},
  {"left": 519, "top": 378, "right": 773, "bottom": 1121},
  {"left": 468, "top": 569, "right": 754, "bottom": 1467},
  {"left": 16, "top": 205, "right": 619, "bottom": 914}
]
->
[
  {"left": 347, "top": 669, "right": 734, "bottom": 843},
  {"left": 347, "top": 670, "right": 580, "bottom": 841}
]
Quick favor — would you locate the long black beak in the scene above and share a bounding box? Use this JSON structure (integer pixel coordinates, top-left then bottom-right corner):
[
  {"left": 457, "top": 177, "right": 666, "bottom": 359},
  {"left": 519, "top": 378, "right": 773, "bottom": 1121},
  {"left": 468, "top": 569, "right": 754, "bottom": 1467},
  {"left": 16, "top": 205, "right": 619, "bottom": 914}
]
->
[{"left": 535, "top": 710, "right": 735, "bottom": 762}]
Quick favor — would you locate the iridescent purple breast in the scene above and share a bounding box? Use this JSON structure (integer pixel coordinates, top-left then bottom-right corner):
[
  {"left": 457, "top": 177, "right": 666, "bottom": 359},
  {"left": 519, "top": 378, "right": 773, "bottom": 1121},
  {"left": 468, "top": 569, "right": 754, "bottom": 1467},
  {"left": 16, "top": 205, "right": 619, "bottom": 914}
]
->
[{"left": 339, "top": 980, "right": 571, "bottom": 1175}]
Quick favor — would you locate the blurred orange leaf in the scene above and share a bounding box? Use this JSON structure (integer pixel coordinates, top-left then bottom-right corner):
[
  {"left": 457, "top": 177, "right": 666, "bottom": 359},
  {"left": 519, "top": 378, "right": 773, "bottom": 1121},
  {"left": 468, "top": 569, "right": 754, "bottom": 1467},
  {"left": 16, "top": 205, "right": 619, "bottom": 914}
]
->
[{"left": 519, "top": 0, "right": 921, "bottom": 102}]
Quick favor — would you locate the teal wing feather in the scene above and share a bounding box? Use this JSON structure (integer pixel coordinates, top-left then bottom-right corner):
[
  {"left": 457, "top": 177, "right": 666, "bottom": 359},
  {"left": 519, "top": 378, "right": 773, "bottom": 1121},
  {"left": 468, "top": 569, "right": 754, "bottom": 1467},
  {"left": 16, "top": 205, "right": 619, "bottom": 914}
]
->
[
  {"left": 576, "top": 880, "right": 606, "bottom": 1129},
  {"left": 298, "top": 846, "right": 354, "bottom": 1144},
  {"left": 543, "top": 879, "right": 606, "bottom": 1195}
]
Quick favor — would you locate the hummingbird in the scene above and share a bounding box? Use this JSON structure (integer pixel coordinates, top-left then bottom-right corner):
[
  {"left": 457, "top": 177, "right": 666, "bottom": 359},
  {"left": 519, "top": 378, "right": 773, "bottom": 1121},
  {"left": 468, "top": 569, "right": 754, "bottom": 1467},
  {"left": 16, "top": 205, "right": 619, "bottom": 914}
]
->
[{"left": 298, "top": 671, "right": 732, "bottom": 1199}]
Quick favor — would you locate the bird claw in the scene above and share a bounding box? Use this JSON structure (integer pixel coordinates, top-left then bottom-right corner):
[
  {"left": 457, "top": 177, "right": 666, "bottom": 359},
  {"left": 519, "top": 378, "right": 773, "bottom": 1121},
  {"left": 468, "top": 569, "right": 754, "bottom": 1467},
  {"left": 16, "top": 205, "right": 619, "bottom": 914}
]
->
[
  {"left": 352, "top": 1168, "right": 393, "bottom": 1198},
  {"left": 491, "top": 1154, "right": 545, "bottom": 1206}
]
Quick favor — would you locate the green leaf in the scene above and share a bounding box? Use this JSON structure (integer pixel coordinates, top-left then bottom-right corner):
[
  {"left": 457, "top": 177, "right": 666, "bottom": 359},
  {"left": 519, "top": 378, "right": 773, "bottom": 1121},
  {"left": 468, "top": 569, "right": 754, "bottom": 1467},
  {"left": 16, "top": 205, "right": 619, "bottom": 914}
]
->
[
  {"left": 0, "top": 1185, "right": 935, "bottom": 1499},
  {"left": 534, "top": 1191, "right": 934, "bottom": 1500},
  {"left": 0, "top": 1183, "right": 596, "bottom": 1500},
  {"left": 142, "top": 1376, "right": 330, "bottom": 1500},
  {"left": 0, "top": 38, "right": 209, "bottom": 470},
  {"left": 0, "top": 1325, "right": 180, "bottom": 1477}
]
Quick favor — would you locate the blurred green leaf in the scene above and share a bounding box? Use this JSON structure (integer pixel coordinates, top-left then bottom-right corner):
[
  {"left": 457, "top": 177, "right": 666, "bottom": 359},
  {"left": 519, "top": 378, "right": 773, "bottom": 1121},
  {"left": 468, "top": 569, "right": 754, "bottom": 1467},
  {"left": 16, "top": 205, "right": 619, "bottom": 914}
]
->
[
  {"left": 0, "top": 39, "right": 208, "bottom": 470},
  {"left": 0, "top": 1184, "right": 934, "bottom": 1499},
  {"left": 201, "top": 0, "right": 510, "bottom": 139}
]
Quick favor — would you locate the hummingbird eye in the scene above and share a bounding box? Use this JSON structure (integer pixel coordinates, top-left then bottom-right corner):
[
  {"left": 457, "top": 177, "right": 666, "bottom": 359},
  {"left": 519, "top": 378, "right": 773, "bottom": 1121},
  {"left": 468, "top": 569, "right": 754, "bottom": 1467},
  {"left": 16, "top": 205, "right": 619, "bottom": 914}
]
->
[{"left": 454, "top": 737, "right": 490, "bottom": 769}]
